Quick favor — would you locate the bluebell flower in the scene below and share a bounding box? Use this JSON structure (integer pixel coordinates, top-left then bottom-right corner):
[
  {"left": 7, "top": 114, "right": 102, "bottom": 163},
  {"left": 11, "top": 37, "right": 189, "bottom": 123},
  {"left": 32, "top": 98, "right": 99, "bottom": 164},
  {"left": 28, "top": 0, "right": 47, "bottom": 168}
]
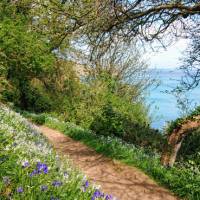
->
[
  {"left": 52, "top": 180, "right": 62, "bottom": 187},
  {"left": 30, "top": 169, "right": 38, "bottom": 177},
  {"left": 36, "top": 162, "right": 48, "bottom": 174},
  {"left": 85, "top": 180, "right": 89, "bottom": 188},
  {"left": 82, "top": 180, "right": 89, "bottom": 192},
  {"left": 17, "top": 187, "right": 23, "bottom": 193},
  {"left": 105, "top": 194, "right": 113, "bottom": 200},
  {"left": 40, "top": 185, "right": 48, "bottom": 191},
  {"left": 30, "top": 162, "right": 48, "bottom": 177},
  {"left": 91, "top": 189, "right": 104, "bottom": 199},
  {"left": 63, "top": 171, "right": 69, "bottom": 178},
  {"left": 94, "top": 189, "right": 101, "bottom": 197},
  {"left": 22, "top": 161, "right": 29, "bottom": 168}
]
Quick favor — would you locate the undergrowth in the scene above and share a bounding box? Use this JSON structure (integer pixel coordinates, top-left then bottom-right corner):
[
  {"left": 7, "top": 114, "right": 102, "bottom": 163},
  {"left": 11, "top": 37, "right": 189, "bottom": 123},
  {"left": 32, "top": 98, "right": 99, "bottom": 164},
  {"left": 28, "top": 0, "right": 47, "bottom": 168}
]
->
[{"left": 0, "top": 106, "right": 113, "bottom": 200}]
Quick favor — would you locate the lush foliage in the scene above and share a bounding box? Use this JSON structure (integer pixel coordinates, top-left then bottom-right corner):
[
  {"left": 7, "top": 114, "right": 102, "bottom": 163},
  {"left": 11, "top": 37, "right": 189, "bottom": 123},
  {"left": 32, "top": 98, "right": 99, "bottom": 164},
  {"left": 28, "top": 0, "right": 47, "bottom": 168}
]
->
[
  {"left": 27, "top": 113, "right": 200, "bottom": 200},
  {"left": 63, "top": 72, "right": 162, "bottom": 151},
  {"left": 177, "top": 128, "right": 200, "bottom": 170},
  {"left": 1, "top": 1, "right": 200, "bottom": 199},
  {"left": 90, "top": 102, "right": 163, "bottom": 151},
  {"left": 166, "top": 105, "right": 200, "bottom": 134},
  {"left": 0, "top": 1, "right": 155, "bottom": 150},
  {"left": 0, "top": 1, "right": 55, "bottom": 111},
  {"left": 0, "top": 105, "right": 114, "bottom": 200}
]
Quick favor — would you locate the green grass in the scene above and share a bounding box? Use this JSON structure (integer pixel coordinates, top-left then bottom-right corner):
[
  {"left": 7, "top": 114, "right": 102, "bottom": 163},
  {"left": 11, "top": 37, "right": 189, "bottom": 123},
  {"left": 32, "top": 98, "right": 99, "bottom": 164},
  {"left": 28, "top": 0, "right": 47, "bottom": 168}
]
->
[
  {"left": 26, "top": 112, "right": 200, "bottom": 200},
  {"left": 0, "top": 106, "right": 112, "bottom": 200}
]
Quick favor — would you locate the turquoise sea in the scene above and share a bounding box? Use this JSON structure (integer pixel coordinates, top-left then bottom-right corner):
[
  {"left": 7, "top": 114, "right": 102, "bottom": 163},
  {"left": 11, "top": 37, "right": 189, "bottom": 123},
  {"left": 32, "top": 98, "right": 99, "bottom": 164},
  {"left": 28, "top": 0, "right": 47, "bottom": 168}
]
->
[{"left": 148, "top": 69, "right": 200, "bottom": 130}]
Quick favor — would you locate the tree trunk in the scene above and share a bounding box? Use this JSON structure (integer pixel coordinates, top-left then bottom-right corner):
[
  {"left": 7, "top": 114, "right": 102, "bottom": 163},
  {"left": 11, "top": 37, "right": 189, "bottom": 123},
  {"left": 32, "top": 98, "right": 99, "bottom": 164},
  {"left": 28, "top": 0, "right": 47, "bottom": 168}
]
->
[
  {"left": 161, "top": 116, "right": 200, "bottom": 167},
  {"left": 168, "top": 139, "right": 183, "bottom": 167}
]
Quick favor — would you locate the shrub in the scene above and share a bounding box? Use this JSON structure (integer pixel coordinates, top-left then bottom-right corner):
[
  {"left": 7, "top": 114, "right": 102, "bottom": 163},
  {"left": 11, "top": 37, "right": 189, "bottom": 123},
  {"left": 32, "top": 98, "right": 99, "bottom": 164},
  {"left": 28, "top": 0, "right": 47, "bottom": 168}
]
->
[
  {"left": 90, "top": 103, "right": 126, "bottom": 137},
  {"left": 177, "top": 128, "right": 200, "bottom": 167},
  {"left": 30, "top": 113, "right": 47, "bottom": 125},
  {"left": 24, "top": 86, "right": 53, "bottom": 113},
  {"left": 69, "top": 73, "right": 162, "bottom": 151},
  {"left": 90, "top": 105, "right": 163, "bottom": 151}
]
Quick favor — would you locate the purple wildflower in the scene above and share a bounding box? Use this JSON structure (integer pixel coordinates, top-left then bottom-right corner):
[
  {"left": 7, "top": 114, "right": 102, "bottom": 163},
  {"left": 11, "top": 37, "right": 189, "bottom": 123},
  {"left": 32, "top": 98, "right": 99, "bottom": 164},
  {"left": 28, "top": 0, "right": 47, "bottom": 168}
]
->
[
  {"left": 85, "top": 180, "right": 89, "bottom": 188},
  {"left": 94, "top": 189, "right": 102, "bottom": 197},
  {"left": 40, "top": 185, "right": 48, "bottom": 191},
  {"left": 91, "top": 189, "right": 104, "bottom": 200},
  {"left": 52, "top": 180, "right": 62, "bottom": 187},
  {"left": 63, "top": 171, "right": 69, "bottom": 178},
  {"left": 36, "top": 162, "right": 48, "bottom": 174},
  {"left": 30, "top": 169, "right": 38, "bottom": 177},
  {"left": 82, "top": 180, "right": 89, "bottom": 192},
  {"left": 30, "top": 162, "right": 48, "bottom": 177},
  {"left": 17, "top": 187, "right": 23, "bottom": 193},
  {"left": 22, "top": 161, "right": 29, "bottom": 168},
  {"left": 105, "top": 194, "right": 113, "bottom": 200}
]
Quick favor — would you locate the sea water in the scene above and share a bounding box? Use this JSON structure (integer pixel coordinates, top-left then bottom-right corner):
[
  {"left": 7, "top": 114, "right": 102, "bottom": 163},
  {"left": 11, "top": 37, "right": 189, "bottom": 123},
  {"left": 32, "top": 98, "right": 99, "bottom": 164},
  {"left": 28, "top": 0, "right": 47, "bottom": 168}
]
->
[{"left": 148, "top": 68, "right": 200, "bottom": 130}]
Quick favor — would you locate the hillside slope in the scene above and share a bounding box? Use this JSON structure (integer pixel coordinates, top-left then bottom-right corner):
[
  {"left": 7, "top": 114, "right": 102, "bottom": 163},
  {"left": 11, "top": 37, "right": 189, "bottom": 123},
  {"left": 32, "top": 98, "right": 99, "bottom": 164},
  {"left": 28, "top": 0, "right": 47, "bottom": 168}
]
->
[{"left": 0, "top": 105, "right": 111, "bottom": 200}]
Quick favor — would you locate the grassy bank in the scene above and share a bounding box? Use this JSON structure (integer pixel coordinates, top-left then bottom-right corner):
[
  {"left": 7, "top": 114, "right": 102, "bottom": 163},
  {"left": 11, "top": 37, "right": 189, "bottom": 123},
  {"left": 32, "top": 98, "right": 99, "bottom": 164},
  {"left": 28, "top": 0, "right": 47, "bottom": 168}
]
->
[
  {"left": 26, "top": 112, "right": 200, "bottom": 200},
  {"left": 0, "top": 106, "right": 113, "bottom": 200}
]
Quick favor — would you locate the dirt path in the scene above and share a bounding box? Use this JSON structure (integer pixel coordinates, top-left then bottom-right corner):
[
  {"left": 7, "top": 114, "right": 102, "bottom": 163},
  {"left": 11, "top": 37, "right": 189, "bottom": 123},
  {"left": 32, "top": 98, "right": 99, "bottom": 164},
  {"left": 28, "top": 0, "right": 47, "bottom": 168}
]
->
[{"left": 39, "top": 126, "right": 178, "bottom": 200}]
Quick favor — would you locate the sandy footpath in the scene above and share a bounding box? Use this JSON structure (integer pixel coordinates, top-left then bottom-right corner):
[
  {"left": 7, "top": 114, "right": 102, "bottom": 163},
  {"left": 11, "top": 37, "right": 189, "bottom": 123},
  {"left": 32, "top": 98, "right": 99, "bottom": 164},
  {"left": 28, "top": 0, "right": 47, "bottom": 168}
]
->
[{"left": 39, "top": 126, "right": 178, "bottom": 200}]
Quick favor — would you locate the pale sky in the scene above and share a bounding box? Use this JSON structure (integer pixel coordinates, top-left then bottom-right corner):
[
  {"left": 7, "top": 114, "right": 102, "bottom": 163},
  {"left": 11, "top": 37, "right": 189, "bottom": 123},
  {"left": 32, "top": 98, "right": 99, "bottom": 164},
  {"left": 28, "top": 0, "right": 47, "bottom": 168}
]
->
[{"left": 147, "top": 39, "right": 189, "bottom": 69}]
